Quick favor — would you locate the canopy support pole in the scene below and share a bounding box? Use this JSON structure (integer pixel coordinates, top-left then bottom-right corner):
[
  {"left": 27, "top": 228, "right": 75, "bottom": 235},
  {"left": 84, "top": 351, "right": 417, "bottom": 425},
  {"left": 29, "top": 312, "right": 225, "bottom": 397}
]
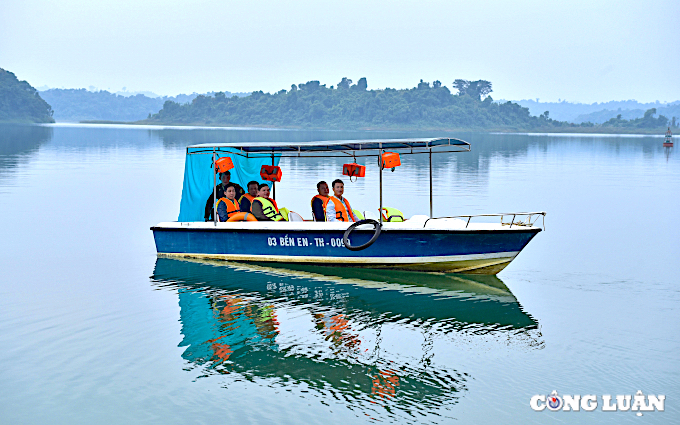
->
[
  {"left": 379, "top": 148, "right": 383, "bottom": 224},
  {"left": 429, "top": 148, "right": 433, "bottom": 218},
  {"left": 271, "top": 153, "right": 276, "bottom": 200},
  {"left": 212, "top": 148, "right": 216, "bottom": 226}
]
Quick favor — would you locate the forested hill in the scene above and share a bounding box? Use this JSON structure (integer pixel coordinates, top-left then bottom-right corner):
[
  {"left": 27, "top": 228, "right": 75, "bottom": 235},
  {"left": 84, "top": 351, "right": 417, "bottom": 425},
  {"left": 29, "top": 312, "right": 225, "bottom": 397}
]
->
[
  {"left": 146, "top": 78, "right": 575, "bottom": 131},
  {"left": 39, "top": 89, "right": 248, "bottom": 122},
  {"left": 0, "top": 68, "right": 54, "bottom": 123}
]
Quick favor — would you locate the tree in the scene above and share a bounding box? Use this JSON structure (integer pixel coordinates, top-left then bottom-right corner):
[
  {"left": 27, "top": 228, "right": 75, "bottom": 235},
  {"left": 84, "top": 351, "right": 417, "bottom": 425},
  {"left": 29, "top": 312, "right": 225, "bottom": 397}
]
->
[
  {"left": 351, "top": 77, "right": 367, "bottom": 91},
  {"left": 467, "top": 80, "right": 493, "bottom": 99},
  {"left": 432, "top": 80, "right": 442, "bottom": 89},
  {"left": 299, "top": 81, "right": 321, "bottom": 91},
  {"left": 337, "top": 77, "right": 352, "bottom": 90},
  {"left": 452, "top": 79, "right": 469, "bottom": 96},
  {"left": 417, "top": 79, "right": 430, "bottom": 90}
]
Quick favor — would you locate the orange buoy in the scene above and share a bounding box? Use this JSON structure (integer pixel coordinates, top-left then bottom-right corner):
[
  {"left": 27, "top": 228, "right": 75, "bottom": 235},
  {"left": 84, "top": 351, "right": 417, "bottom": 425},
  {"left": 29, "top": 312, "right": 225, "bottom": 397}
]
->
[
  {"left": 226, "top": 212, "right": 258, "bottom": 222},
  {"left": 380, "top": 152, "right": 401, "bottom": 170},
  {"left": 215, "top": 157, "right": 234, "bottom": 173},
  {"left": 260, "top": 165, "right": 282, "bottom": 182},
  {"left": 343, "top": 163, "right": 366, "bottom": 178}
]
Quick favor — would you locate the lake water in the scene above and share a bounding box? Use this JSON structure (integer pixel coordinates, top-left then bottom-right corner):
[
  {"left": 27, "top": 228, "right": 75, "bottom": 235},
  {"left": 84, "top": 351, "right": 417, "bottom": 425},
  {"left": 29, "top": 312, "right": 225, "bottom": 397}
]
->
[{"left": 0, "top": 123, "right": 678, "bottom": 424}]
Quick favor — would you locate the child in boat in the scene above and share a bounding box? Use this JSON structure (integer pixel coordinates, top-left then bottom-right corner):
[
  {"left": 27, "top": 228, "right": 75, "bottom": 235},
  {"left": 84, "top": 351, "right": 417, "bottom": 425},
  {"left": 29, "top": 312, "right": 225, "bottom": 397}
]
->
[{"left": 216, "top": 183, "right": 240, "bottom": 222}]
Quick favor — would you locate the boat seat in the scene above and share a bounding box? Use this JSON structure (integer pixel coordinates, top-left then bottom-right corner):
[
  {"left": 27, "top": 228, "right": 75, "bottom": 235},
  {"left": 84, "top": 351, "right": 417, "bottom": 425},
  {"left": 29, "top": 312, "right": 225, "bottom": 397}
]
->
[
  {"left": 279, "top": 207, "right": 290, "bottom": 221},
  {"left": 363, "top": 210, "right": 379, "bottom": 221},
  {"left": 287, "top": 211, "right": 304, "bottom": 222},
  {"left": 380, "top": 207, "right": 405, "bottom": 222}
]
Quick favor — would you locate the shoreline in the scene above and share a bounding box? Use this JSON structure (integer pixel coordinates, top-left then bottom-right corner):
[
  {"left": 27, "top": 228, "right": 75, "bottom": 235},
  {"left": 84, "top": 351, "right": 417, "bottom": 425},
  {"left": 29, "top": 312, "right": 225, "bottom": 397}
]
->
[{"left": 70, "top": 120, "right": 675, "bottom": 135}]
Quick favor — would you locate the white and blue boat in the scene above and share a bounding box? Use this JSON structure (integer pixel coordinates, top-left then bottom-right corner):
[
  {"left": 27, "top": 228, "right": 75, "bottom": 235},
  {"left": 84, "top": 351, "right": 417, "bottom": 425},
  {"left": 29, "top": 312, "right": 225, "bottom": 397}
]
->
[{"left": 151, "top": 138, "right": 545, "bottom": 274}]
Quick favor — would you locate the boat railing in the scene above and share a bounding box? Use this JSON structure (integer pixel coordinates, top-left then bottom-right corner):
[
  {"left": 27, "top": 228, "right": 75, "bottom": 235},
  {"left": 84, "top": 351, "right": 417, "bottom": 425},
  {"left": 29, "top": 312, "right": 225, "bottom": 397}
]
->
[{"left": 423, "top": 212, "right": 546, "bottom": 230}]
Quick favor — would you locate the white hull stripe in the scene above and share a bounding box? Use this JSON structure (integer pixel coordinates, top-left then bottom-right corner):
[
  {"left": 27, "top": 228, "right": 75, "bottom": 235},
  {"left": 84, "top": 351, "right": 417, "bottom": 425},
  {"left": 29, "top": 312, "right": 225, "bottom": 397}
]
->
[{"left": 159, "top": 251, "right": 519, "bottom": 264}]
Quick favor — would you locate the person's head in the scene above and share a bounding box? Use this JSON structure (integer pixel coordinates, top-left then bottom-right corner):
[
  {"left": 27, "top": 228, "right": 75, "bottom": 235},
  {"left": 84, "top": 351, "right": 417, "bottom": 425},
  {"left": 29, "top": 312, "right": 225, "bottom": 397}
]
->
[
  {"left": 257, "top": 183, "right": 270, "bottom": 198},
  {"left": 247, "top": 180, "right": 259, "bottom": 196},
  {"left": 220, "top": 171, "right": 231, "bottom": 185},
  {"left": 224, "top": 183, "right": 236, "bottom": 200},
  {"left": 317, "top": 180, "right": 329, "bottom": 197},
  {"left": 332, "top": 179, "right": 344, "bottom": 197}
]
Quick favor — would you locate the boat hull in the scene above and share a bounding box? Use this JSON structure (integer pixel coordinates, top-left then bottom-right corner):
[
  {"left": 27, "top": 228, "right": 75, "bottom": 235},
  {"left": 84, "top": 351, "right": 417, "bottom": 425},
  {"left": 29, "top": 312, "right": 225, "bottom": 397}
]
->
[{"left": 151, "top": 223, "right": 541, "bottom": 274}]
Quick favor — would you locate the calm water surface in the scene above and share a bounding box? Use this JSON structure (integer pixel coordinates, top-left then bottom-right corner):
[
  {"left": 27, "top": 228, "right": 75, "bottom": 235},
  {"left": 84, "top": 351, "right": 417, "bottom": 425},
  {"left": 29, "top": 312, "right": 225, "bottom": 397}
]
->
[{"left": 0, "top": 124, "right": 678, "bottom": 424}]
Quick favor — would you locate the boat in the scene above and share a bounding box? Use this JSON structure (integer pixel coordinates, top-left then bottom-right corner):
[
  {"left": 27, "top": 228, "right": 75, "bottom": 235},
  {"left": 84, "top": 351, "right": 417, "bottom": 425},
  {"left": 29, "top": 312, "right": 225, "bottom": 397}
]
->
[
  {"left": 151, "top": 138, "right": 546, "bottom": 274},
  {"left": 663, "top": 127, "right": 673, "bottom": 147}
]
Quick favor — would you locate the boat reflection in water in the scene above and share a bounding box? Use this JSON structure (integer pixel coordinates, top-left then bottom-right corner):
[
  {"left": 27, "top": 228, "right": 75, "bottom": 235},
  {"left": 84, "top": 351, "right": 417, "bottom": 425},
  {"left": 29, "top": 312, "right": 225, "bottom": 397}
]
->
[{"left": 151, "top": 257, "right": 542, "bottom": 419}]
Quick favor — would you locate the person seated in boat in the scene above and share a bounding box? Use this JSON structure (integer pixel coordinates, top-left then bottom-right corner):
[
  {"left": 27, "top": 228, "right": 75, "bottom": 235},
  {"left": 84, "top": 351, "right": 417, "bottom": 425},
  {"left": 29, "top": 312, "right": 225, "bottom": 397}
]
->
[
  {"left": 311, "top": 180, "right": 330, "bottom": 221},
  {"left": 204, "top": 170, "right": 245, "bottom": 221},
  {"left": 325, "top": 179, "right": 357, "bottom": 222},
  {"left": 238, "top": 180, "right": 259, "bottom": 213},
  {"left": 216, "top": 183, "right": 241, "bottom": 222},
  {"left": 251, "top": 183, "right": 284, "bottom": 221}
]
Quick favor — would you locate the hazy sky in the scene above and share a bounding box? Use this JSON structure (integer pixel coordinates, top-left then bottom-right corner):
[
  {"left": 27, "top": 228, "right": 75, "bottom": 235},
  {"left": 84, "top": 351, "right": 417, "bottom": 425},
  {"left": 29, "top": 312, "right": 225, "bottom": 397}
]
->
[{"left": 1, "top": 0, "right": 678, "bottom": 103}]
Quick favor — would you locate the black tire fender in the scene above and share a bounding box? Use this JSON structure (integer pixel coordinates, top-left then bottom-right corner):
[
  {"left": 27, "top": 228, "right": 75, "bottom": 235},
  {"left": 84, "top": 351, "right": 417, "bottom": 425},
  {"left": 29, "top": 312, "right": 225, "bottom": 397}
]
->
[{"left": 343, "top": 219, "right": 382, "bottom": 251}]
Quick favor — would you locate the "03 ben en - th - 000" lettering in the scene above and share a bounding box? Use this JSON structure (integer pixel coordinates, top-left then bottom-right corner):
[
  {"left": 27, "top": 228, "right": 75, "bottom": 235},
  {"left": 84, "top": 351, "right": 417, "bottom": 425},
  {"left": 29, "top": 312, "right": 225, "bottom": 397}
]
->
[{"left": 267, "top": 236, "right": 348, "bottom": 248}]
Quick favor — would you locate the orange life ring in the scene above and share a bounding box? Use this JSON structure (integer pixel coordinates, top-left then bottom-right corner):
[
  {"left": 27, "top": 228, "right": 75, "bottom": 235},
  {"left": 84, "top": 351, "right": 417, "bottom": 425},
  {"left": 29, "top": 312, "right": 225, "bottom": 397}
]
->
[{"left": 226, "top": 212, "right": 258, "bottom": 222}]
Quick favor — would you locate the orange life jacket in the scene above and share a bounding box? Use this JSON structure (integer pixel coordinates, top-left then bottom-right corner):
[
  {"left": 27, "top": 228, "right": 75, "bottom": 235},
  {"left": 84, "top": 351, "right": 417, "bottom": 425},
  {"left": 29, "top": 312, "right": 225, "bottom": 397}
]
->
[
  {"left": 323, "top": 196, "right": 356, "bottom": 222},
  {"left": 311, "top": 195, "right": 329, "bottom": 221},
  {"left": 239, "top": 193, "right": 255, "bottom": 204},
  {"left": 216, "top": 197, "right": 240, "bottom": 222}
]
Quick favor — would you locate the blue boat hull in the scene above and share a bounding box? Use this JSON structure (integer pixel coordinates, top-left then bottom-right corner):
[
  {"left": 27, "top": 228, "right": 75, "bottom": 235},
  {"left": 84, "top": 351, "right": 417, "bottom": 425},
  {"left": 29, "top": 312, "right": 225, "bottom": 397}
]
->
[{"left": 151, "top": 224, "right": 541, "bottom": 274}]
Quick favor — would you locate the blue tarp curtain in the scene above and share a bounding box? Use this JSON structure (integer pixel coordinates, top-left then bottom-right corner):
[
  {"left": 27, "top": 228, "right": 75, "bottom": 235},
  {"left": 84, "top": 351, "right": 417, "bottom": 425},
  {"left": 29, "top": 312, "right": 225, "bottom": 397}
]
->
[{"left": 178, "top": 148, "right": 281, "bottom": 222}]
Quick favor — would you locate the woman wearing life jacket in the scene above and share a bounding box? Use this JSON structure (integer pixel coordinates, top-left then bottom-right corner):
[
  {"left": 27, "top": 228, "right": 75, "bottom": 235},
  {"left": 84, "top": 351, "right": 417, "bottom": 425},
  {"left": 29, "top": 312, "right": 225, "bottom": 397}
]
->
[
  {"left": 216, "top": 183, "right": 241, "bottom": 222},
  {"left": 311, "top": 180, "right": 330, "bottom": 221},
  {"left": 324, "top": 179, "right": 357, "bottom": 222},
  {"left": 251, "top": 183, "right": 284, "bottom": 221},
  {"left": 238, "top": 180, "right": 259, "bottom": 212}
]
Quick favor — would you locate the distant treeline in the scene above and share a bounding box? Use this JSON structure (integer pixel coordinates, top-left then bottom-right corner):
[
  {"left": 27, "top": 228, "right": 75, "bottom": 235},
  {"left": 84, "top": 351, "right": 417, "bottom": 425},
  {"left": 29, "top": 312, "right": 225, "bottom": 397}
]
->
[
  {"left": 594, "top": 108, "right": 676, "bottom": 129},
  {"left": 39, "top": 89, "right": 249, "bottom": 122},
  {"left": 147, "top": 78, "right": 585, "bottom": 130},
  {"left": 575, "top": 104, "right": 680, "bottom": 125},
  {"left": 0, "top": 68, "right": 54, "bottom": 123},
  {"left": 513, "top": 98, "right": 680, "bottom": 124}
]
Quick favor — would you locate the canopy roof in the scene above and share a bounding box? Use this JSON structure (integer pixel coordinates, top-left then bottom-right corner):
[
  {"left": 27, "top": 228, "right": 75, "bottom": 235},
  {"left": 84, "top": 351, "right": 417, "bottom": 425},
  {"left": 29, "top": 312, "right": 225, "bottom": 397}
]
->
[{"left": 187, "top": 137, "right": 470, "bottom": 157}]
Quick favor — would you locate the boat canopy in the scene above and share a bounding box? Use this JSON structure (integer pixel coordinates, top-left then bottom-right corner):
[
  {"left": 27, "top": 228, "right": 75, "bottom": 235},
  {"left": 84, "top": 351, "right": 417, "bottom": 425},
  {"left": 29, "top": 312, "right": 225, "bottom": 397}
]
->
[
  {"left": 179, "top": 137, "right": 470, "bottom": 222},
  {"left": 186, "top": 137, "right": 470, "bottom": 157}
]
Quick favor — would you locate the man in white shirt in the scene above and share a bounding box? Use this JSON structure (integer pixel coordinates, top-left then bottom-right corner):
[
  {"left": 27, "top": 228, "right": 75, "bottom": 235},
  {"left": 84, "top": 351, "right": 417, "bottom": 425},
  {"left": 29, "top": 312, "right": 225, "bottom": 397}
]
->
[{"left": 325, "top": 179, "right": 357, "bottom": 222}]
